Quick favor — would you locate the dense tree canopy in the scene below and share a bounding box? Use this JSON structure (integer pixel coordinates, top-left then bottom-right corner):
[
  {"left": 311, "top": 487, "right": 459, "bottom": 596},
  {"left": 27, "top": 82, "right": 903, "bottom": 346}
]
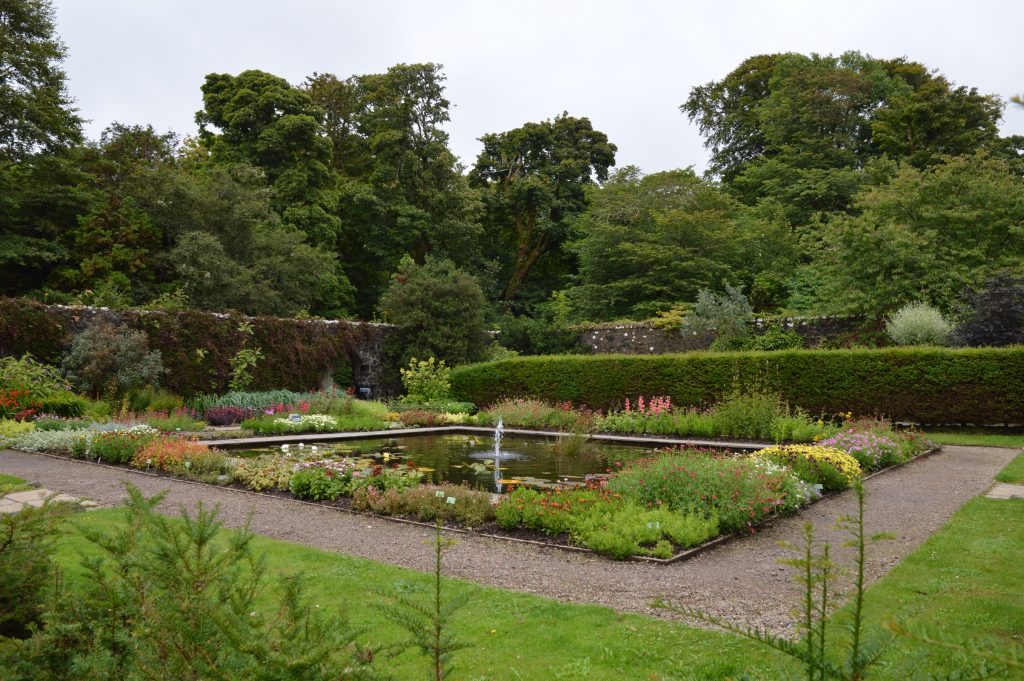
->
[
  {"left": 684, "top": 52, "right": 1009, "bottom": 224},
  {"left": 565, "top": 167, "right": 794, "bottom": 320},
  {"left": 2, "top": 6, "right": 1023, "bottom": 347},
  {"left": 471, "top": 113, "right": 617, "bottom": 306}
]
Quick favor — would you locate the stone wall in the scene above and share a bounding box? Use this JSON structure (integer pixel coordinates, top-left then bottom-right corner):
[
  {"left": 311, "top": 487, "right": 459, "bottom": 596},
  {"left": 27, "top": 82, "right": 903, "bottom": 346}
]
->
[
  {"left": 0, "top": 298, "right": 400, "bottom": 397},
  {"left": 577, "top": 316, "right": 864, "bottom": 355}
]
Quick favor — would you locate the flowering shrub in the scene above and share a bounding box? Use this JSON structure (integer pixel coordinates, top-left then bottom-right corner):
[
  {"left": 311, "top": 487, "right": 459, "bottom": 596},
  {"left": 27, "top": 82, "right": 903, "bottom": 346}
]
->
[
  {"left": 204, "top": 406, "right": 258, "bottom": 426},
  {"left": 494, "top": 485, "right": 720, "bottom": 559},
  {"left": 289, "top": 467, "right": 351, "bottom": 501},
  {"left": 90, "top": 429, "right": 159, "bottom": 464},
  {"left": 232, "top": 456, "right": 294, "bottom": 491},
  {"left": 352, "top": 483, "right": 495, "bottom": 527},
  {"left": 131, "top": 437, "right": 220, "bottom": 474},
  {"left": 623, "top": 395, "right": 672, "bottom": 415},
  {"left": 606, "top": 451, "right": 807, "bottom": 533},
  {"left": 242, "top": 413, "right": 341, "bottom": 435},
  {"left": 752, "top": 444, "right": 861, "bottom": 492},
  {"left": 0, "top": 389, "right": 42, "bottom": 420},
  {"left": 817, "top": 430, "right": 903, "bottom": 471}
]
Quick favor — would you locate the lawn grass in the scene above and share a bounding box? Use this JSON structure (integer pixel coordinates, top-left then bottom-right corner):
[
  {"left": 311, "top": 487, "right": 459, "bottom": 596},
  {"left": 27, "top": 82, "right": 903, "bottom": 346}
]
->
[
  {"left": 995, "top": 454, "right": 1024, "bottom": 484},
  {"left": 44, "top": 454, "right": 1024, "bottom": 680},
  {"left": 924, "top": 430, "right": 1024, "bottom": 449},
  {"left": 52, "top": 508, "right": 775, "bottom": 680},
  {"left": 0, "top": 473, "right": 29, "bottom": 495}
]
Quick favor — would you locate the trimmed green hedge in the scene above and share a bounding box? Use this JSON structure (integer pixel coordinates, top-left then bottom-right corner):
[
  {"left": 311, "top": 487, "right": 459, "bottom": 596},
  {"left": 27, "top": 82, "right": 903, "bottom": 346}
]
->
[{"left": 449, "top": 348, "right": 1024, "bottom": 424}]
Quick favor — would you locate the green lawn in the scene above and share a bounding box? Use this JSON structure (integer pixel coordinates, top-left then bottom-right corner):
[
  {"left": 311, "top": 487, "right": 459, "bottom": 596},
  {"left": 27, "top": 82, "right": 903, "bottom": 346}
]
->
[
  {"left": 0, "top": 473, "right": 29, "bottom": 495},
  {"left": 925, "top": 430, "right": 1024, "bottom": 449},
  {"left": 44, "top": 454, "right": 1024, "bottom": 680}
]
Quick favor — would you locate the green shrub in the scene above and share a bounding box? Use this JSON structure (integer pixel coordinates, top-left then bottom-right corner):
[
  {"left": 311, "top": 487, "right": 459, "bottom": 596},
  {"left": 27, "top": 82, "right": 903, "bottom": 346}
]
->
[
  {"left": 289, "top": 467, "right": 350, "bottom": 501},
  {"left": 0, "top": 501, "right": 74, "bottom": 639},
  {"left": 607, "top": 452, "right": 807, "bottom": 533},
  {"left": 681, "top": 285, "right": 753, "bottom": 351},
  {"left": 89, "top": 431, "right": 155, "bottom": 464},
  {"left": 399, "top": 357, "right": 451, "bottom": 403},
  {"left": 886, "top": 302, "right": 952, "bottom": 346},
  {"left": 36, "top": 390, "right": 89, "bottom": 418},
  {"left": 450, "top": 347, "right": 1024, "bottom": 424},
  {"left": 128, "top": 386, "right": 184, "bottom": 413},
  {"left": 378, "top": 256, "right": 488, "bottom": 366},
  {"left": 352, "top": 484, "right": 495, "bottom": 527},
  {"left": 745, "top": 326, "right": 804, "bottom": 351},
  {"left": 709, "top": 392, "right": 784, "bottom": 440},
  {"left": 61, "top": 322, "right": 163, "bottom": 398},
  {"left": 188, "top": 389, "right": 312, "bottom": 414},
  {"left": 0, "top": 354, "right": 68, "bottom": 399}
]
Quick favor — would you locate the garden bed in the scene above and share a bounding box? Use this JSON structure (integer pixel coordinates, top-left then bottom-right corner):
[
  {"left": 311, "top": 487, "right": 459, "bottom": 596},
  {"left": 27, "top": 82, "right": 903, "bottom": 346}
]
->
[{"left": 7, "top": 433, "right": 936, "bottom": 564}]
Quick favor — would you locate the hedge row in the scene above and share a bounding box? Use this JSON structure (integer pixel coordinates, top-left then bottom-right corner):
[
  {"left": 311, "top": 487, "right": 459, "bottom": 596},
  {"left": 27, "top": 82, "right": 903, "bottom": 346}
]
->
[
  {"left": 0, "top": 298, "right": 372, "bottom": 398},
  {"left": 449, "top": 347, "right": 1024, "bottom": 424}
]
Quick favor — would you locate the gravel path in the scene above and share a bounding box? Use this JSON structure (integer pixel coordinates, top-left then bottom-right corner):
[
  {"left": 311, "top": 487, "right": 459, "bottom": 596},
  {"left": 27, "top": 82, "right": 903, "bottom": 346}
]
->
[{"left": 0, "top": 445, "right": 1015, "bottom": 633}]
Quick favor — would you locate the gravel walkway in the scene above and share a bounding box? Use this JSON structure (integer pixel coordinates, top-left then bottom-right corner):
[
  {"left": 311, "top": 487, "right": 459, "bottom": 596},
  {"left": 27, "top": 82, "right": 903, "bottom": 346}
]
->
[{"left": 0, "top": 445, "right": 1016, "bottom": 633}]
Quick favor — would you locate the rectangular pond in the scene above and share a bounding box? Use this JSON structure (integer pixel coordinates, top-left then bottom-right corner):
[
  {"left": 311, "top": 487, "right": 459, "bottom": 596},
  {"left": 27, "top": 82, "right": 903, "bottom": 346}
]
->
[{"left": 228, "top": 433, "right": 665, "bottom": 492}]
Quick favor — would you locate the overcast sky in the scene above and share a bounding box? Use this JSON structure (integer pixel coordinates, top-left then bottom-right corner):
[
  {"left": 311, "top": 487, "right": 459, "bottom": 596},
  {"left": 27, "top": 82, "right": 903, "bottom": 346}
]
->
[{"left": 53, "top": 0, "right": 1024, "bottom": 174}]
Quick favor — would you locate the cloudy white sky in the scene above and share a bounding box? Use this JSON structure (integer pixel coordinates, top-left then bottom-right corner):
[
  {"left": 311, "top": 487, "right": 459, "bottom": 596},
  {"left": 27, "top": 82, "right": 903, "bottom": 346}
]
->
[{"left": 53, "top": 0, "right": 1024, "bottom": 174}]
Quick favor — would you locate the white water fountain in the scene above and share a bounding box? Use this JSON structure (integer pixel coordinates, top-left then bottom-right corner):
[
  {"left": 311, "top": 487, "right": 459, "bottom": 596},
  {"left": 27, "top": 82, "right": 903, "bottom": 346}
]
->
[{"left": 494, "top": 417, "right": 504, "bottom": 493}]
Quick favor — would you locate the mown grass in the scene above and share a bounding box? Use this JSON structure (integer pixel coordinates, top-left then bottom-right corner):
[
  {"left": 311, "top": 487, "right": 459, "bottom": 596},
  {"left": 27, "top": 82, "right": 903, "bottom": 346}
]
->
[
  {"left": 924, "top": 430, "right": 1024, "bottom": 449},
  {"left": 43, "top": 453, "right": 1024, "bottom": 680},
  {"left": 0, "top": 473, "right": 29, "bottom": 495}
]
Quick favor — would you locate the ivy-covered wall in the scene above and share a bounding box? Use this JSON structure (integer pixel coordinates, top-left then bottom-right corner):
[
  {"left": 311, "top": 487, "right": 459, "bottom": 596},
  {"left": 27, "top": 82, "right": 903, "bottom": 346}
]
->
[{"left": 0, "top": 298, "right": 400, "bottom": 398}]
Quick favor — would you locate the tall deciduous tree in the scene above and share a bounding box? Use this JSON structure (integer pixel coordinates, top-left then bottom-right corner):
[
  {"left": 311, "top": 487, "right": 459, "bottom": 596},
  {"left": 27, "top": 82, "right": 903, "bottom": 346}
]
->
[
  {"left": 684, "top": 52, "right": 1007, "bottom": 224},
  {"left": 809, "top": 152, "right": 1024, "bottom": 317},
  {"left": 196, "top": 70, "right": 340, "bottom": 248},
  {"left": 305, "top": 65, "right": 482, "bottom": 315},
  {"left": 471, "top": 113, "right": 616, "bottom": 304},
  {"left": 565, "top": 167, "right": 795, "bottom": 321}
]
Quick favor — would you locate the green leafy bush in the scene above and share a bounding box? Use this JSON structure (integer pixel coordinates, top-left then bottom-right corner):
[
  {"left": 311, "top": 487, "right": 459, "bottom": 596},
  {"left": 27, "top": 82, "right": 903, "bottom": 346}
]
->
[
  {"left": 61, "top": 322, "right": 163, "bottom": 398},
  {"left": 681, "top": 285, "right": 753, "bottom": 351},
  {"left": 352, "top": 484, "right": 495, "bottom": 527},
  {"left": 0, "top": 501, "right": 74, "bottom": 639},
  {"left": 0, "top": 419, "right": 35, "bottom": 445},
  {"left": 36, "top": 390, "right": 89, "bottom": 418},
  {"left": 128, "top": 386, "right": 184, "bottom": 413},
  {"left": 606, "top": 451, "right": 808, "bottom": 533},
  {"left": 233, "top": 456, "right": 295, "bottom": 491},
  {"left": 745, "top": 326, "right": 804, "bottom": 351},
  {"left": 378, "top": 256, "right": 488, "bottom": 366},
  {"left": 0, "top": 354, "right": 68, "bottom": 399},
  {"left": 0, "top": 486, "right": 382, "bottom": 679},
  {"left": 90, "top": 431, "right": 156, "bottom": 464},
  {"left": 886, "top": 302, "right": 952, "bottom": 346},
  {"left": 289, "top": 467, "right": 350, "bottom": 501},
  {"left": 188, "top": 389, "right": 313, "bottom": 414},
  {"left": 400, "top": 357, "right": 451, "bottom": 403},
  {"left": 450, "top": 347, "right": 1024, "bottom": 424}
]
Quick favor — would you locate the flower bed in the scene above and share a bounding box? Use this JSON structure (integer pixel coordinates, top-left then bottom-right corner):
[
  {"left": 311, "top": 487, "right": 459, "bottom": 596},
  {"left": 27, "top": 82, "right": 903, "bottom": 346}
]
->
[{"left": 10, "top": 419, "right": 934, "bottom": 561}]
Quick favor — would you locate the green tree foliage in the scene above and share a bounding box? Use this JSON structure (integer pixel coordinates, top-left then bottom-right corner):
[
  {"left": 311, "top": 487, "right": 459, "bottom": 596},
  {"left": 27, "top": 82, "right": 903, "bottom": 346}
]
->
[
  {"left": 0, "top": 0, "right": 81, "bottom": 160},
  {"left": 684, "top": 52, "right": 1006, "bottom": 224},
  {"left": 0, "top": 0, "right": 85, "bottom": 293},
  {"left": 565, "top": 167, "right": 796, "bottom": 320},
  {"left": 378, "top": 256, "right": 487, "bottom": 366},
  {"left": 471, "top": 113, "right": 617, "bottom": 305},
  {"left": 61, "top": 321, "right": 163, "bottom": 398},
  {"left": 306, "top": 65, "right": 483, "bottom": 315},
  {"left": 808, "top": 153, "right": 1024, "bottom": 317},
  {"left": 953, "top": 272, "right": 1024, "bottom": 347},
  {"left": 197, "top": 69, "right": 341, "bottom": 248}
]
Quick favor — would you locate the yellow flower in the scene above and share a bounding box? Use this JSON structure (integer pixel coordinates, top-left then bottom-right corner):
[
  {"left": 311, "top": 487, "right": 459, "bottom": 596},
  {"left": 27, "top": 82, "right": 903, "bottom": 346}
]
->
[{"left": 753, "top": 444, "right": 862, "bottom": 484}]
